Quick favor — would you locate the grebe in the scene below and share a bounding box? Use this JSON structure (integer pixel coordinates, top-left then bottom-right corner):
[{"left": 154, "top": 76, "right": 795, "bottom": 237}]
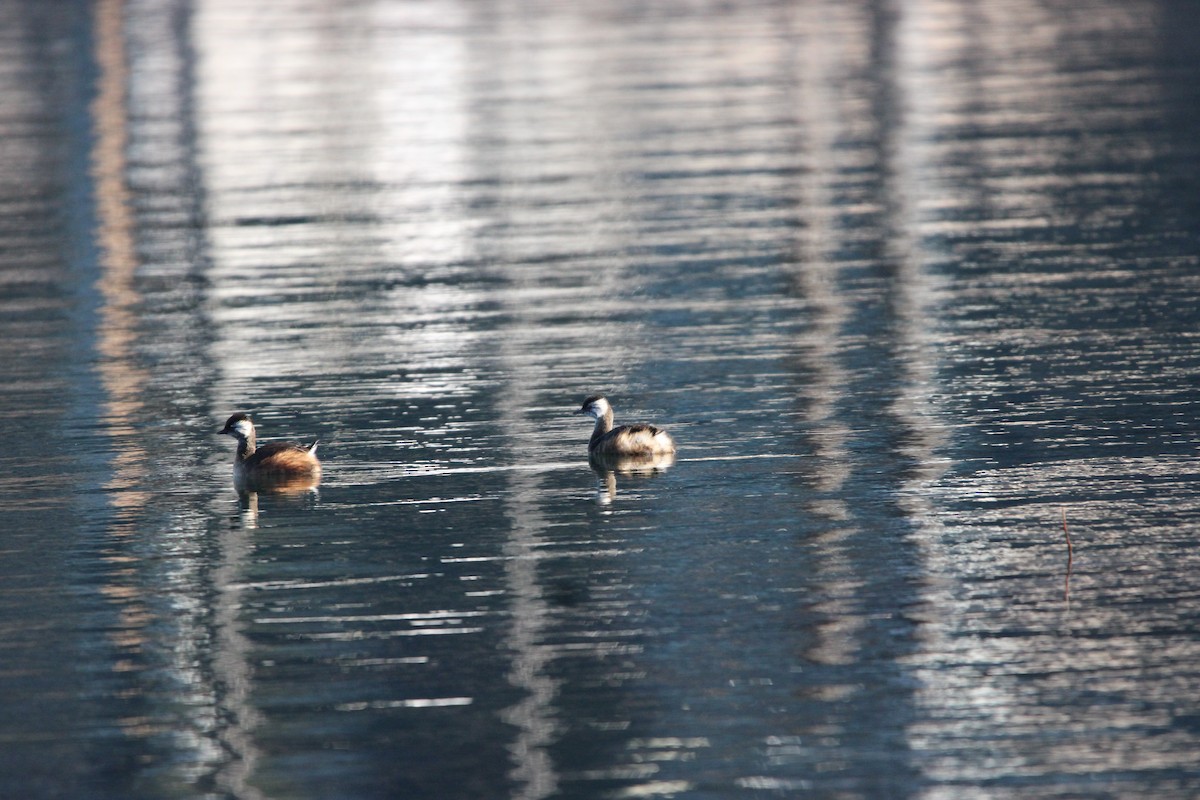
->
[
  {"left": 219, "top": 413, "right": 321, "bottom": 482},
  {"left": 577, "top": 395, "right": 676, "bottom": 457}
]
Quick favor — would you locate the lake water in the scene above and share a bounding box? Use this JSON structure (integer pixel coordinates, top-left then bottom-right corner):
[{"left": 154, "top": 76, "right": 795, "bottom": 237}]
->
[{"left": 4, "top": 1, "right": 1200, "bottom": 798}]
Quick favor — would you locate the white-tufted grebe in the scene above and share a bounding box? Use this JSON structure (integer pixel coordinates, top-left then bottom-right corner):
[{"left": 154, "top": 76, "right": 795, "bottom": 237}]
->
[
  {"left": 577, "top": 395, "right": 676, "bottom": 457},
  {"left": 219, "top": 412, "right": 321, "bottom": 483}
]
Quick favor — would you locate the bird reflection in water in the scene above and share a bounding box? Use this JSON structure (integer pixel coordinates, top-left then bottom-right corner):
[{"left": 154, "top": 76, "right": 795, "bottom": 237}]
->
[
  {"left": 589, "top": 450, "right": 676, "bottom": 505},
  {"left": 232, "top": 473, "right": 320, "bottom": 529}
]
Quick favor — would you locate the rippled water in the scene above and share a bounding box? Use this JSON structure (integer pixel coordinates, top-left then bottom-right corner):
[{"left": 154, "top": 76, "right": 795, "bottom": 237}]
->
[{"left": 4, "top": 0, "right": 1200, "bottom": 797}]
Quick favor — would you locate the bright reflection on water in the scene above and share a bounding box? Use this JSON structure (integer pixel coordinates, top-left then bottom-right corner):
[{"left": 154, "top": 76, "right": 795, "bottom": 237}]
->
[{"left": 3, "top": 0, "right": 1200, "bottom": 797}]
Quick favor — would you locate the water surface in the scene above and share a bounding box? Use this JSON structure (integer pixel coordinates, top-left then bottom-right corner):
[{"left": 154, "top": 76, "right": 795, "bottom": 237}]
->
[{"left": 3, "top": 1, "right": 1200, "bottom": 798}]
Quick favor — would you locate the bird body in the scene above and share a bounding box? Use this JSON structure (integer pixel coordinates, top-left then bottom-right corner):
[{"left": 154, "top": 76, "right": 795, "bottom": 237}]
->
[{"left": 577, "top": 395, "right": 675, "bottom": 457}]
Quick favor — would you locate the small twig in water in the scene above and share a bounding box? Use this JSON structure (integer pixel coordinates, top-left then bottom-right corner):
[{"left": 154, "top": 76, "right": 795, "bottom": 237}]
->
[{"left": 1061, "top": 507, "right": 1073, "bottom": 602}]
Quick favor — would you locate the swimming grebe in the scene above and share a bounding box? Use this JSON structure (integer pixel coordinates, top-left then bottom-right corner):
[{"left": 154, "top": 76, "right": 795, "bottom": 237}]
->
[
  {"left": 219, "top": 413, "right": 321, "bottom": 481},
  {"left": 577, "top": 395, "right": 676, "bottom": 457}
]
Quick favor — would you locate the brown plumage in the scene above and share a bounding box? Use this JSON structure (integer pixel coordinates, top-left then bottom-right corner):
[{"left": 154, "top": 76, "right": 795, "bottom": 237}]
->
[
  {"left": 577, "top": 395, "right": 676, "bottom": 457},
  {"left": 219, "top": 412, "right": 321, "bottom": 484}
]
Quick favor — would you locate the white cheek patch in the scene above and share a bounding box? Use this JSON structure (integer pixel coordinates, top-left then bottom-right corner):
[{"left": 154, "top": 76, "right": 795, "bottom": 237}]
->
[{"left": 235, "top": 420, "right": 253, "bottom": 437}]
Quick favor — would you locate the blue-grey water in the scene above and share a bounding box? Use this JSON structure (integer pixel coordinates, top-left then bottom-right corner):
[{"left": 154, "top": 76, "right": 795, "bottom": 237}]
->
[{"left": 4, "top": 1, "right": 1200, "bottom": 798}]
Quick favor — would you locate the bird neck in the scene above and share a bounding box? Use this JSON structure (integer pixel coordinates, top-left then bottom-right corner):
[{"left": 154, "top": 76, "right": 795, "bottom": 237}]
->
[
  {"left": 235, "top": 432, "right": 256, "bottom": 462},
  {"left": 589, "top": 409, "right": 614, "bottom": 449}
]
